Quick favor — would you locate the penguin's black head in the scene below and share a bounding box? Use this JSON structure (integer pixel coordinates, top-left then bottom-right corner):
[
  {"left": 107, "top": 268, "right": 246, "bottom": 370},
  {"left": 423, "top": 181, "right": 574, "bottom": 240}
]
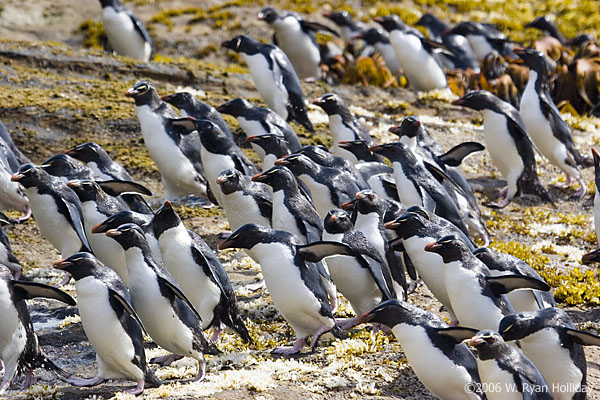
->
[
  {"left": 592, "top": 147, "right": 600, "bottom": 190},
  {"left": 246, "top": 134, "right": 291, "bottom": 158},
  {"left": 567, "top": 34, "right": 594, "bottom": 47},
  {"left": 356, "top": 299, "right": 417, "bottom": 328},
  {"left": 274, "top": 153, "right": 313, "bottom": 175},
  {"left": 473, "top": 246, "right": 496, "bottom": 265},
  {"left": 251, "top": 166, "right": 295, "bottom": 190},
  {"left": 524, "top": 16, "right": 554, "bottom": 32},
  {"left": 126, "top": 81, "right": 159, "bottom": 107},
  {"left": 514, "top": 48, "right": 548, "bottom": 75},
  {"left": 582, "top": 247, "right": 600, "bottom": 265},
  {"left": 297, "top": 145, "right": 334, "bottom": 165},
  {"left": 153, "top": 201, "right": 183, "bottom": 238},
  {"left": 41, "top": 154, "right": 89, "bottom": 180},
  {"left": 324, "top": 208, "right": 353, "bottom": 234},
  {"left": 355, "top": 28, "right": 388, "bottom": 45},
  {"left": 218, "top": 223, "right": 273, "bottom": 251},
  {"left": 67, "top": 180, "right": 103, "bottom": 203},
  {"left": 415, "top": 13, "right": 444, "bottom": 30},
  {"left": 312, "top": 93, "right": 346, "bottom": 115},
  {"left": 92, "top": 210, "right": 149, "bottom": 234},
  {"left": 373, "top": 15, "right": 406, "bottom": 33},
  {"left": 323, "top": 11, "right": 354, "bottom": 28},
  {"left": 384, "top": 209, "right": 430, "bottom": 239},
  {"left": 499, "top": 311, "right": 539, "bottom": 342},
  {"left": 469, "top": 330, "right": 507, "bottom": 360},
  {"left": 217, "top": 169, "right": 245, "bottom": 195},
  {"left": 53, "top": 252, "right": 102, "bottom": 281},
  {"left": 106, "top": 223, "right": 148, "bottom": 250},
  {"left": 257, "top": 7, "right": 280, "bottom": 23},
  {"left": 160, "top": 92, "right": 195, "bottom": 110},
  {"left": 389, "top": 116, "right": 421, "bottom": 138},
  {"left": 452, "top": 90, "right": 499, "bottom": 111},
  {"left": 99, "top": 0, "right": 123, "bottom": 8},
  {"left": 354, "top": 190, "right": 383, "bottom": 215},
  {"left": 446, "top": 21, "right": 482, "bottom": 36},
  {"left": 64, "top": 142, "right": 104, "bottom": 164},
  {"left": 369, "top": 142, "right": 410, "bottom": 163},
  {"left": 191, "top": 118, "right": 230, "bottom": 150},
  {"left": 338, "top": 140, "right": 372, "bottom": 158},
  {"left": 11, "top": 163, "right": 47, "bottom": 188},
  {"left": 424, "top": 235, "right": 468, "bottom": 263},
  {"left": 221, "top": 35, "right": 260, "bottom": 54},
  {"left": 216, "top": 98, "right": 252, "bottom": 117}
]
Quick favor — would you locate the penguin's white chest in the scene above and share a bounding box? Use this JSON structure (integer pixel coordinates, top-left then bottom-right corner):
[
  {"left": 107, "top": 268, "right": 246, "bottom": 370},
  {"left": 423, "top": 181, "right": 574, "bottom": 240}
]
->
[
  {"left": 237, "top": 117, "right": 267, "bottom": 160},
  {"left": 476, "top": 358, "right": 523, "bottom": 400},
  {"left": 0, "top": 167, "right": 28, "bottom": 213},
  {"left": 200, "top": 147, "right": 236, "bottom": 205},
  {"left": 85, "top": 161, "right": 112, "bottom": 181},
  {"left": 75, "top": 277, "right": 142, "bottom": 380},
  {"left": 392, "top": 161, "right": 423, "bottom": 207},
  {"left": 243, "top": 53, "right": 289, "bottom": 119},
  {"left": 101, "top": 7, "right": 151, "bottom": 62},
  {"left": 355, "top": 213, "right": 385, "bottom": 260},
  {"left": 392, "top": 324, "right": 480, "bottom": 400},
  {"left": 328, "top": 115, "right": 361, "bottom": 163},
  {"left": 482, "top": 110, "right": 524, "bottom": 182},
  {"left": 271, "top": 190, "right": 303, "bottom": 241},
  {"left": 0, "top": 279, "right": 24, "bottom": 365},
  {"left": 297, "top": 174, "right": 334, "bottom": 219},
  {"left": 272, "top": 17, "right": 320, "bottom": 79},
  {"left": 466, "top": 34, "right": 494, "bottom": 62},
  {"left": 221, "top": 191, "right": 269, "bottom": 230},
  {"left": 376, "top": 42, "right": 401, "bottom": 75},
  {"left": 520, "top": 328, "right": 583, "bottom": 400},
  {"left": 26, "top": 188, "right": 82, "bottom": 257}
]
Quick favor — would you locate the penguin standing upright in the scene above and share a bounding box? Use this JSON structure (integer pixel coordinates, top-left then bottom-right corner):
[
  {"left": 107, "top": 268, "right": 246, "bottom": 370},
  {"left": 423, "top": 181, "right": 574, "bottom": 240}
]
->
[
  {"left": 218, "top": 224, "right": 345, "bottom": 354},
  {"left": 246, "top": 134, "right": 292, "bottom": 170},
  {"left": 105, "top": 223, "right": 220, "bottom": 381},
  {"left": 0, "top": 265, "right": 74, "bottom": 393},
  {"left": 357, "top": 300, "right": 486, "bottom": 400},
  {"left": 500, "top": 307, "right": 600, "bottom": 400},
  {"left": 98, "top": 0, "right": 153, "bottom": 62},
  {"left": 516, "top": 47, "right": 588, "bottom": 198},
  {"left": 53, "top": 253, "right": 160, "bottom": 394},
  {"left": 152, "top": 201, "right": 251, "bottom": 342},
  {"left": 453, "top": 90, "right": 553, "bottom": 208},
  {"left": 64, "top": 142, "right": 133, "bottom": 181},
  {"left": 221, "top": 35, "right": 314, "bottom": 132},
  {"left": 11, "top": 164, "right": 91, "bottom": 258},
  {"left": 126, "top": 81, "right": 208, "bottom": 201}
]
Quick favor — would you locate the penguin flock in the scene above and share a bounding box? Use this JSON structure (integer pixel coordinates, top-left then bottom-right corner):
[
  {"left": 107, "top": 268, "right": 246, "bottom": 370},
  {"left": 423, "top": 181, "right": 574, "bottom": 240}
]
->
[{"left": 1, "top": 1, "right": 600, "bottom": 399}]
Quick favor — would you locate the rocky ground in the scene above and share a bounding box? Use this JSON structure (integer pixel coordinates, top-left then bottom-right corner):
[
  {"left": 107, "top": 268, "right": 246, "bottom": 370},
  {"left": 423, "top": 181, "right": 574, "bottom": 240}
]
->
[{"left": 0, "top": 0, "right": 600, "bottom": 399}]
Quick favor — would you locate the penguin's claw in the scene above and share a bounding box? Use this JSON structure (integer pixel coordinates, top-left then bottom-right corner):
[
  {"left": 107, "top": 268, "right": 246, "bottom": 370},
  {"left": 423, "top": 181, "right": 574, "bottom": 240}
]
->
[
  {"left": 21, "top": 370, "right": 37, "bottom": 389},
  {"left": 192, "top": 360, "right": 206, "bottom": 382},
  {"left": 66, "top": 375, "right": 105, "bottom": 387},
  {"left": 210, "top": 328, "right": 222, "bottom": 343},
  {"left": 124, "top": 380, "right": 145, "bottom": 395},
  {"left": 335, "top": 317, "right": 359, "bottom": 330},
  {"left": 271, "top": 338, "right": 306, "bottom": 355},
  {"left": 571, "top": 179, "right": 587, "bottom": 200},
  {"left": 150, "top": 354, "right": 183, "bottom": 367}
]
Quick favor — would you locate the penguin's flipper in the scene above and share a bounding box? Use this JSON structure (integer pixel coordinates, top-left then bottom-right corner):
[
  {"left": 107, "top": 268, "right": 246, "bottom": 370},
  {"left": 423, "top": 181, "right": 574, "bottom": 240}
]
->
[
  {"left": 435, "top": 327, "right": 479, "bottom": 343},
  {"left": 97, "top": 180, "right": 152, "bottom": 196},
  {"left": 231, "top": 153, "right": 258, "bottom": 176},
  {"left": 62, "top": 198, "right": 92, "bottom": 252},
  {"left": 486, "top": 275, "right": 550, "bottom": 294},
  {"left": 361, "top": 254, "right": 396, "bottom": 300},
  {"left": 127, "top": 12, "right": 153, "bottom": 58},
  {"left": 299, "top": 20, "right": 339, "bottom": 37},
  {"left": 190, "top": 246, "right": 229, "bottom": 300},
  {"left": 108, "top": 287, "right": 147, "bottom": 334},
  {"left": 156, "top": 276, "right": 203, "bottom": 322},
  {"left": 0, "top": 211, "right": 16, "bottom": 226},
  {"left": 565, "top": 328, "right": 600, "bottom": 346},
  {"left": 12, "top": 281, "right": 76, "bottom": 305},
  {"left": 388, "top": 237, "right": 404, "bottom": 252},
  {"left": 423, "top": 161, "right": 469, "bottom": 198},
  {"left": 168, "top": 117, "right": 197, "bottom": 135},
  {"left": 297, "top": 241, "right": 355, "bottom": 263},
  {"left": 403, "top": 252, "right": 418, "bottom": 281},
  {"left": 438, "top": 142, "right": 485, "bottom": 167}
]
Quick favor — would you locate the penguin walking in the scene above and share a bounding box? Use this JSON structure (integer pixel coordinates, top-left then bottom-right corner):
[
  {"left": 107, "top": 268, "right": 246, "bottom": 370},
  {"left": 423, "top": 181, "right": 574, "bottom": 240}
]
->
[
  {"left": 357, "top": 300, "right": 486, "bottom": 400},
  {"left": 161, "top": 92, "right": 234, "bottom": 140},
  {"left": 153, "top": 201, "right": 251, "bottom": 342},
  {"left": 0, "top": 213, "right": 22, "bottom": 279},
  {"left": 221, "top": 35, "right": 314, "bottom": 132},
  {"left": 312, "top": 93, "right": 378, "bottom": 164},
  {"left": 126, "top": 81, "right": 208, "bottom": 201},
  {"left": 105, "top": 223, "right": 220, "bottom": 381},
  {"left": 64, "top": 142, "right": 133, "bottom": 181},
  {"left": 0, "top": 265, "right": 74, "bottom": 393},
  {"left": 218, "top": 224, "right": 345, "bottom": 354},
  {"left": 258, "top": 7, "right": 338, "bottom": 80},
  {"left": 11, "top": 164, "right": 91, "bottom": 258},
  {"left": 424, "top": 235, "right": 550, "bottom": 330},
  {"left": 375, "top": 15, "right": 448, "bottom": 91},
  {"left": 217, "top": 169, "right": 272, "bottom": 230},
  {"left": 246, "top": 134, "right": 292, "bottom": 170},
  {"left": 516, "top": 47, "right": 588, "bottom": 198},
  {"left": 99, "top": 0, "right": 153, "bottom": 62},
  {"left": 500, "top": 307, "right": 600, "bottom": 400},
  {"left": 453, "top": 90, "right": 553, "bottom": 208},
  {"left": 53, "top": 253, "right": 160, "bottom": 394},
  {"left": 216, "top": 98, "right": 302, "bottom": 154}
]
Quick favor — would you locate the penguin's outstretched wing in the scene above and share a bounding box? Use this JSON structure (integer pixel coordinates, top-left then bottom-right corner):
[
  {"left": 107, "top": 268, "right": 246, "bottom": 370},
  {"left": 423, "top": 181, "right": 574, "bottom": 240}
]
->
[
  {"left": 486, "top": 275, "right": 550, "bottom": 294},
  {"left": 97, "top": 180, "right": 152, "bottom": 196},
  {"left": 12, "top": 281, "right": 75, "bottom": 305},
  {"left": 438, "top": 142, "right": 485, "bottom": 167},
  {"left": 299, "top": 20, "right": 339, "bottom": 37},
  {"left": 62, "top": 198, "right": 92, "bottom": 252},
  {"left": 565, "top": 328, "right": 600, "bottom": 346},
  {"left": 435, "top": 327, "right": 480, "bottom": 343}
]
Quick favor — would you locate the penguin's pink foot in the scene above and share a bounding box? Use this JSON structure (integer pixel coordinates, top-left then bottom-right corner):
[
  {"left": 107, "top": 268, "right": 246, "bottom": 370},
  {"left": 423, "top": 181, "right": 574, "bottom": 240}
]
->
[
  {"left": 67, "top": 375, "right": 105, "bottom": 387},
  {"left": 124, "top": 380, "right": 145, "bottom": 395},
  {"left": 150, "top": 354, "right": 183, "bottom": 367},
  {"left": 192, "top": 360, "right": 206, "bottom": 382},
  {"left": 271, "top": 338, "right": 306, "bottom": 355},
  {"left": 21, "top": 370, "right": 37, "bottom": 389}
]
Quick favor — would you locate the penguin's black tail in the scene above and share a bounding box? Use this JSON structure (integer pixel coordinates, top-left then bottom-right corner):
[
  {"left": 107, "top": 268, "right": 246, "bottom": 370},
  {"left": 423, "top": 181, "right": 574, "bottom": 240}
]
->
[
  {"left": 41, "top": 357, "right": 71, "bottom": 381},
  {"left": 145, "top": 368, "right": 163, "bottom": 388},
  {"left": 229, "top": 313, "right": 253, "bottom": 344}
]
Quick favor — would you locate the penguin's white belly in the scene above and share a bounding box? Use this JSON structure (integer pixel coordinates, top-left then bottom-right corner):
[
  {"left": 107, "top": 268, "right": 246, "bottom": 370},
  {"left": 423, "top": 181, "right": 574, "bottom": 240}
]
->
[
  {"left": 238, "top": 118, "right": 267, "bottom": 160},
  {"left": 26, "top": 189, "right": 82, "bottom": 257},
  {"left": 298, "top": 175, "right": 335, "bottom": 219},
  {"left": 244, "top": 54, "right": 289, "bottom": 119},
  {"left": 467, "top": 34, "right": 494, "bottom": 62},
  {"left": 273, "top": 18, "right": 320, "bottom": 79},
  {"left": 0, "top": 279, "right": 25, "bottom": 376},
  {"left": 75, "top": 277, "right": 142, "bottom": 380},
  {"left": 328, "top": 115, "right": 360, "bottom": 163},
  {"left": 124, "top": 249, "right": 196, "bottom": 356},
  {"left": 482, "top": 110, "right": 524, "bottom": 183},
  {"left": 403, "top": 236, "right": 452, "bottom": 310},
  {"left": 222, "top": 191, "right": 269, "bottom": 230},
  {"left": 377, "top": 43, "right": 401, "bottom": 75},
  {"left": 0, "top": 167, "right": 29, "bottom": 213},
  {"left": 486, "top": 270, "right": 538, "bottom": 312},
  {"left": 444, "top": 263, "right": 504, "bottom": 330},
  {"left": 521, "top": 329, "right": 583, "bottom": 400},
  {"left": 135, "top": 106, "right": 202, "bottom": 198},
  {"left": 101, "top": 8, "right": 151, "bottom": 62},
  {"left": 477, "top": 359, "right": 523, "bottom": 400},
  {"left": 262, "top": 154, "right": 277, "bottom": 170},
  {"left": 392, "top": 162, "right": 424, "bottom": 208},
  {"left": 158, "top": 228, "right": 221, "bottom": 328},
  {"left": 252, "top": 243, "right": 332, "bottom": 337},
  {"left": 595, "top": 192, "right": 600, "bottom": 245},
  {"left": 390, "top": 31, "right": 446, "bottom": 91},
  {"left": 355, "top": 213, "right": 385, "bottom": 260},
  {"left": 81, "top": 202, "right": 128, "bottom": 285},
  {"left": 392, "top": 324, "right": 480, "bottom": 400},
  {"left": 85, "top": 162, "right": 113, "bottom": 181},
  {"left": 201, "top": 148, "right": 236, "bottom": 205},
  {"left": 272, "top": 191, "right": 303, "bottom": 242},
  {"left": 0, "top": 243, "right": 19, "bottom": 275}
]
